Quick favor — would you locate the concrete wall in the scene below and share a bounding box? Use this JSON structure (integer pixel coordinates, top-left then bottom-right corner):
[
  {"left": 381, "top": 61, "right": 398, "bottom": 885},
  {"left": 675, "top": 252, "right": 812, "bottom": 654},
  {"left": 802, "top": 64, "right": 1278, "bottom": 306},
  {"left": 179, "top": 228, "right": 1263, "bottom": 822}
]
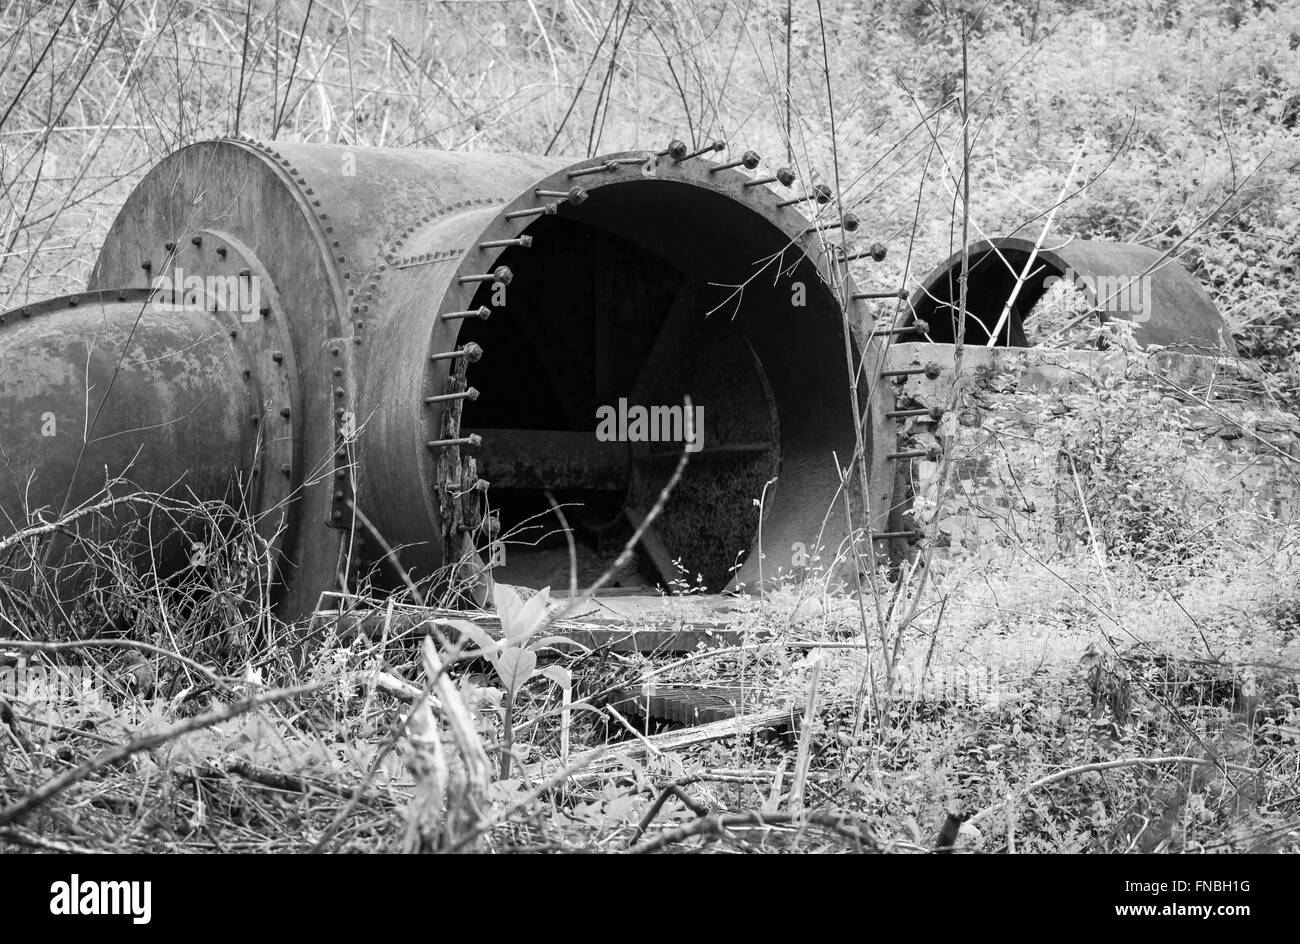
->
[{"left": 875, "top": 343, "right": 1300, "bottom": 562}]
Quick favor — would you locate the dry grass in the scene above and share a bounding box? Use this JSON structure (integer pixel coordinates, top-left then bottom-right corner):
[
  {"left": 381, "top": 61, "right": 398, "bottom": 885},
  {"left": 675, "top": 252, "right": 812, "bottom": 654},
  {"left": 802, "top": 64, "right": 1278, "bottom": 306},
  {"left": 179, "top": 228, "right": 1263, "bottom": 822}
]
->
[
  {"left": 1, "top": 482, "right": 1298, "bottom": 853},
  {"left": 2, "top": 1, "right": 1299, "bottom": 853}
]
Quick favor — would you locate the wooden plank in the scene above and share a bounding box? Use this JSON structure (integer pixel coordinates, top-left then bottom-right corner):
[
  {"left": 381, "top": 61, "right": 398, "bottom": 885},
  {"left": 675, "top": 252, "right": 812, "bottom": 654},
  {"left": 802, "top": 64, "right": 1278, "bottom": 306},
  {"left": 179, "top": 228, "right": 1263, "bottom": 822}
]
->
[
  {"left": 309, "top": 606, "right": 748, "bottom": 652},
  {"left": 609, "top": 684, "right": 756, "bottom": 724},
  {"left": 524, "top": 706, "right": 798, "bottom": 785}
]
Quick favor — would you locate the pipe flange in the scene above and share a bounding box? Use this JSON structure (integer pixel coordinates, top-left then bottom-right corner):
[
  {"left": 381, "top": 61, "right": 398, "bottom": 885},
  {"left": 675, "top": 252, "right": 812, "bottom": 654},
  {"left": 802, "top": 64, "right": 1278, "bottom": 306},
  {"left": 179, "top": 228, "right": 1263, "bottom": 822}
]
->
[{"left": 142, "top": 229, "right": 299, "bottom": 560}]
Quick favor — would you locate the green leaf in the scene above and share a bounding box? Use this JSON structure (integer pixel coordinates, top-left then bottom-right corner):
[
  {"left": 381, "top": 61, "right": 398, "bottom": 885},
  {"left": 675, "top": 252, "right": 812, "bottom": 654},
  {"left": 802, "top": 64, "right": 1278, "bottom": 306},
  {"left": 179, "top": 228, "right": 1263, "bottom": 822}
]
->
[
  {"left": 493, "top": 583, "right": 525, "bottom": 639},
  {"left": 495, "top": 647, "right": 537, "bottom": 698},
  {"left": 506, "top": 585, "right": 551, "bottom": 645},
  {"left": 536, "top": 663, "right": 571, "bottom": 693},
  {"left": 436, "top": 618, "right": 499, "bottom": 660}
]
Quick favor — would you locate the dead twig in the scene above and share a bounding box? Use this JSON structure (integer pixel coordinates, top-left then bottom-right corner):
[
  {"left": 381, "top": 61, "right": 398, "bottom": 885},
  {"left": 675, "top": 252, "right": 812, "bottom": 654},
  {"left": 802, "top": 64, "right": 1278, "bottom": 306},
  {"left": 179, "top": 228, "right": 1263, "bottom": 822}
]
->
[
  {"left": 0, "top": 681, "right": 327, "bottom": 827},
  {"left": 628, "top": 809, "right": 881, "bottom": 854}
]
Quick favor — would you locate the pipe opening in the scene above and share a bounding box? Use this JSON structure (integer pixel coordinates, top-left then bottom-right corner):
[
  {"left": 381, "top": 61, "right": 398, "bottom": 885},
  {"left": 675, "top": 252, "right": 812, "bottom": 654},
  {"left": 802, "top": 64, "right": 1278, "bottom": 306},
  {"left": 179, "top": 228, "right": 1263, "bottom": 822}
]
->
[{"left": 456, "top": 178, "right": 857, "bottom": 592}]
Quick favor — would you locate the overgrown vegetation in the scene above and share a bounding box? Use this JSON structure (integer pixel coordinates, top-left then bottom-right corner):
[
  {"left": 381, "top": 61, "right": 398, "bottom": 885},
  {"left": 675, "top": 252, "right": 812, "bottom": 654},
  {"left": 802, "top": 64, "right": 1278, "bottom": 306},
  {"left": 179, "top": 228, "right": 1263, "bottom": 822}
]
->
[{"left": 2, "top": 0, "right": 1299, "bottom": 853}]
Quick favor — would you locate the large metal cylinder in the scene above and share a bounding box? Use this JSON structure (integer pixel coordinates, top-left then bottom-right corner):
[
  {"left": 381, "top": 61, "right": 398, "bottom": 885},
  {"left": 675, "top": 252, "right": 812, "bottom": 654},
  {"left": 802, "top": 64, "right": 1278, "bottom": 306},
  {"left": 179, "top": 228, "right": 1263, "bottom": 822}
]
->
[
  {"left": 2, "top": 139, "right": 888, "bottom": 615},
  {"left": 3, "top": 140, "right": 1234, "bottom": 619},
  {"left": 0, "top": 290, "right": 259, "bottom": 572},
  {"left": 906, "top": 237, "right": 1232, "bottom": 351}
]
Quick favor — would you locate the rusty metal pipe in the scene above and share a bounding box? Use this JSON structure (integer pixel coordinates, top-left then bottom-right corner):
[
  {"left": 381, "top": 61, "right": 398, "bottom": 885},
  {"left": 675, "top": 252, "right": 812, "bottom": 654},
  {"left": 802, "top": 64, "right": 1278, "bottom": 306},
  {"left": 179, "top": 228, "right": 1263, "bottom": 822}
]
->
[{"left": 0, "top": 290, "right": 261, "bottom": 575}]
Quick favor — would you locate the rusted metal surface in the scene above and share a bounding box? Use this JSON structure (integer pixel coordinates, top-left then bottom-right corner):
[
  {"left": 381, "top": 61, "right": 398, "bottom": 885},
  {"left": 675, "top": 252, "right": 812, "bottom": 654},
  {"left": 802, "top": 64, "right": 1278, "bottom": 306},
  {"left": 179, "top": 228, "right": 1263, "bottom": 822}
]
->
[
  {"left": 2, "top": 138, "right": 884, "bottom": 615},
  {"left": 469, "top": 429, "right": 630, "bottom": 491},
  {"left": 6, "top": 136, "right": 1239, "bottom": 622},
  {"left": 906, "top": 237, "right": 1232, "bottom": 351},
  {"left": 0, "top": 289, "right": 256, "bottom": 571},
  {"left": 420, "top": 146, "right": 879, "bottom": 593},
  {"left": 86, "top": 139, "right": 566, "bottom": 613}
]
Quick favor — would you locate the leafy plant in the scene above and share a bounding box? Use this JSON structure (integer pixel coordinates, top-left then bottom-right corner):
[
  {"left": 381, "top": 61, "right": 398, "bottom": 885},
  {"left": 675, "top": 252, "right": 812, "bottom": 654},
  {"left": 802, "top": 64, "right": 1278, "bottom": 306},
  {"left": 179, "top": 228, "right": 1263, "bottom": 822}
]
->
[{"left": 442, "top": 584, "right": 583, "bottom": 777}]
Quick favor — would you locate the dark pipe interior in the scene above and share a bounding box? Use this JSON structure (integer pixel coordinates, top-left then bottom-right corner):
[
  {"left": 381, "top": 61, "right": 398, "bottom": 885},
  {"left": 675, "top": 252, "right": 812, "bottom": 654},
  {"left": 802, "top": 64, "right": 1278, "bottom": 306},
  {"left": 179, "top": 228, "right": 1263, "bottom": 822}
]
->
[
  {"left": 909, "top": 248, "right": 1066, "bottom": 346},
  {"left": 457, "top": 180, "right": 857, "bottom": 591}
]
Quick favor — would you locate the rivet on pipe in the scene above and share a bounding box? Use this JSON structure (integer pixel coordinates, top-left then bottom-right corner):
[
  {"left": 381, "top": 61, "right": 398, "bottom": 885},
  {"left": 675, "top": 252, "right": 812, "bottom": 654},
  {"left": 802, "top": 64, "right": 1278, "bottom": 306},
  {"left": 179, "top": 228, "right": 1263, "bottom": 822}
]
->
[
  {"left": 853, "top": 289, "right": 909, "bottom": 300},
  {"left": 886, "top": 446, "right": 940, "bottom": 462},
  {"left": 803, "top": 211, "right": 859, "bottom": 235},
  {"left": 879, "top": 362, "right": 942, "bottom": 380},
  {"left": 480, "top": 236, "right": 533, "bottom": 249},
  {"left": 505, "top": 203, "right": 560, "bottom": 220},
  {"left": 280, "top": 407, "right": 292, "bottom": 419},
  {"left": 190, "top": 235, "right": 202, "bottom": 246},
  {"left": 871, "top": 319, "right": 929, "bottom": 338},
  {"left": 777, "top": 183, "right": 833, "bottom": 208},
  {"left": 458, "top": 266, "right": 511, "bottom": 285},
  {"left": 841, "top": 242, "right": 888, "bottom": 263},
  {"left": 441, "top": 306, "right": 492, "bottom": 322},
  {"left": 657, "top": 139, "right": 689, "bottom": 160},
  {"left": 430, "top": 342, "right": 485, "bottom": 363},
  {"left": 426, "top": 434, "right": 482, "bottom": 450},
  {"left": 711, "top": 150, "right": 761, "bottom": 172},
  {"left": 743, "top": 167, "right": 797, "bottom": 188},
  {"left": 534, "top": 186, "right": 587, "bottom": 205},
  {"left": 677, "top": 140, "right": 725, "bottom": 162},
  {"left": 567, "top": 160, "right": 619, "bottom": 179},
  {"left": 886, "top": 406, "right": 944, "bottom": 420},
  {"left": 424, "top": 387, "right": 480, "bottom": 405}
]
